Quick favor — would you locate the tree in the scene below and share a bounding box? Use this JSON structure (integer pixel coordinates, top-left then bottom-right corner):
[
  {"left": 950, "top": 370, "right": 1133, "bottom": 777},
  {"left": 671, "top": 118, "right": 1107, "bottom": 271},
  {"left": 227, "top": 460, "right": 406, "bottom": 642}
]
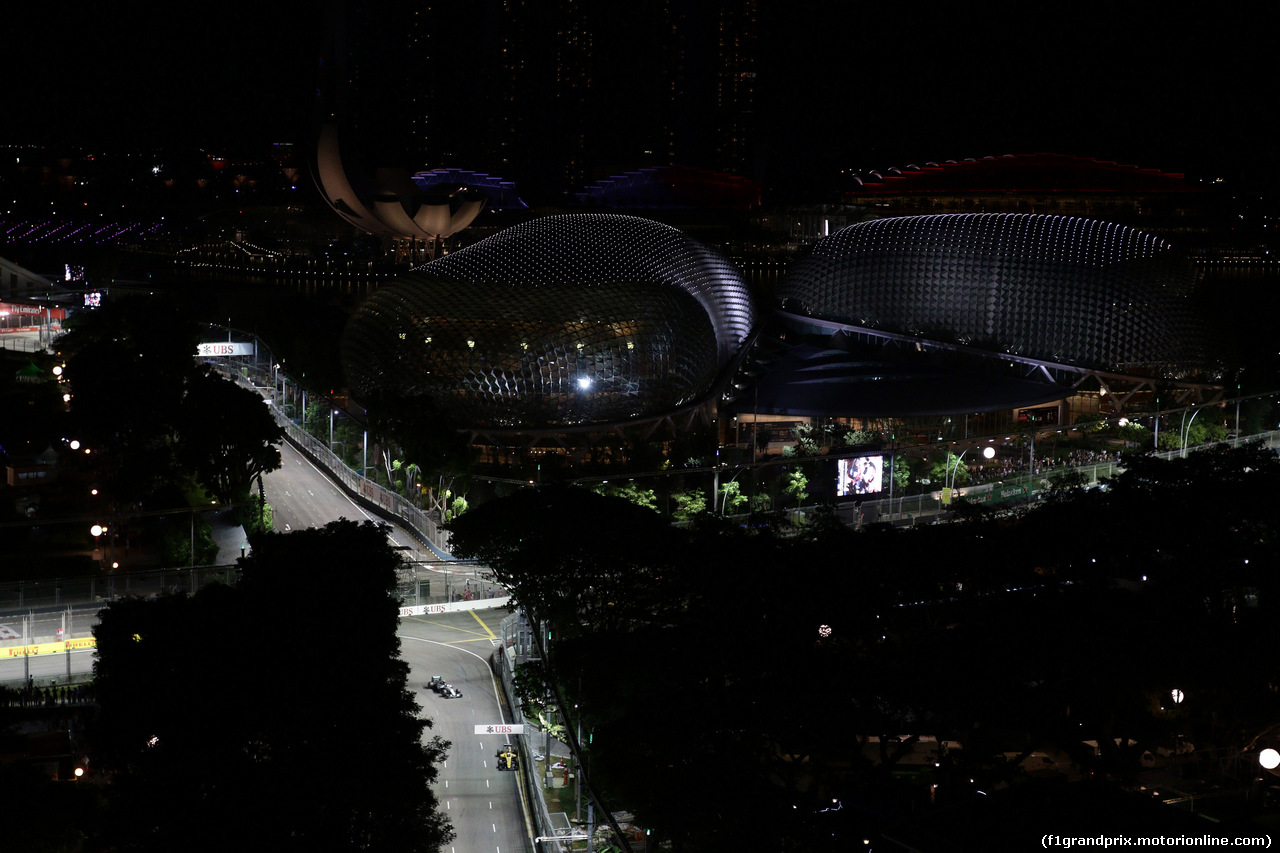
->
[
  {"left": 90, "top": 520, "right": 454, "bottom": 852},
  {"left": 363, "top": 389, "right": 473, "bottom": 485},
  {"left": 58, "top": 295, "right": 284, "bottom": 508},
  {"left": 61, "top": 308, "right": 196, "bottom": 501},
  {"left": 670, "top": 487, "right": 707, "bottom": 520},
  {"left": 717, "top": 479, "right": 748, "bottom": 515},
  {"left": 782, "top": 468, "right": 809, "bottom": 506},
  {"left": 592, "top": 481, "right": 658, "bottom": 512},
  {"left": 890, "top": 453, "right": 912, "bottom": 494},
  {"left": 930, "top": 451, "right": 971, "bottom": 488},
  {"left": 446, "top": 486, "right": 684, "bottom": 633},
  {"left": 177, "top": 372, "right": 284, "bottom": 504}
]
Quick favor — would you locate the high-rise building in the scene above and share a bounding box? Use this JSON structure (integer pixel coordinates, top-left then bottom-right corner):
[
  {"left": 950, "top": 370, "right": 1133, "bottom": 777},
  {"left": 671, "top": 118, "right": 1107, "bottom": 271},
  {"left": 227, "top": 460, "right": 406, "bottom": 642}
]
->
[{"left": 319, "top": 2, "right": 759, "bottom": 202}]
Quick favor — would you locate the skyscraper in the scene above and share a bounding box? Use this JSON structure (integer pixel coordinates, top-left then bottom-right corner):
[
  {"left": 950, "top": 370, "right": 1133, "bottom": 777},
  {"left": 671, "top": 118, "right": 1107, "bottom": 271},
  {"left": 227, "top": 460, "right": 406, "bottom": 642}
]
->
[{"left": 319, "top": 2, "right": 760, "bottom": 203}]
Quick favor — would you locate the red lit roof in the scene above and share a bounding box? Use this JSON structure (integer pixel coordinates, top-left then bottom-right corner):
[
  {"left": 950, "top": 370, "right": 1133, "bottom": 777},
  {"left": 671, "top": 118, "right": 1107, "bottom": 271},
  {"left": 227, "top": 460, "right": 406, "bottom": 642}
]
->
[{"left": 847, "top": 153, "right": 1206, "bottom": 195}]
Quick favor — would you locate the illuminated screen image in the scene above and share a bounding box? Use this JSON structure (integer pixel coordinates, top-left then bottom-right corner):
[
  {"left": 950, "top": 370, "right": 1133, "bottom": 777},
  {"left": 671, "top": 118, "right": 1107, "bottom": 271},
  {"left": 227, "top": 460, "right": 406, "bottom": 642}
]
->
[{"left": 837, "top": 456, "right": 883, "bottom": 497}]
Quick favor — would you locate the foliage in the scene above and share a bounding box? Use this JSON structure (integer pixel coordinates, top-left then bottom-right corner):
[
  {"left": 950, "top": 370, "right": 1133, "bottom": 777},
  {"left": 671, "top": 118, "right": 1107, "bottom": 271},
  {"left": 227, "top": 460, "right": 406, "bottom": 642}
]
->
[
  {"left": 438, "top": 442, "right": 1280, "bottom": 848},
  {"left": 1158, "top": 414, "right": 1228, "bottom": 451},
  {"left": 90, "top": 519, "right": 454, "bottom": 852},
  {"left": 592, "top": 481, "right": 659, "bottom": 512},
  {"left": 0, "top": 764, "right": 101, "bottom": 853},
  {"left": 1045, "top": 467, "right": 1088, "bottom": 499},
  {"left": 57, "top": 295, "right": 283, "bottom": 506},
  {"left": 782, "top": 468, "right": 808, "bottom": 506},
  {"left": 843, "top": 427, "right": 875, "bottom": 446},
  {"left": 889, "top": 453, "right": 911, "bottom": 494},
  {"left": 446, "top": 486, "right": 684, "bottom": 633},
  {"left": 177, "top": 372, "right": 284, "bottom": 504},
  {"left": 302, "top": 398, "right": 329, "bottom": 443},
  {"left": 512, "top": 660, "right": 555, "bottom": 723},
  {"left": 785, "top": 424, "right": 821, "bottom": 458},
  {"left": 670, "top": 487, "right": 707, "bottom": 520},
  {"left": 0, "top": 350, "right": 68, "bottom": 465},
  {"left": 930, "top": 450, "right": 971, "bottom": 487},
  {"left": 157, "top": 512, "right": 219, "bottom": 566},
  {"left": 443, "top": 492, "right": 468, "bottom": 522},
  {"left": 235, "top": 494, "right": 275, "bottom": 536},
  {"left": 363, "top": 389, "right": 473, "bottom": 484},
  {"left": 717, "top": 479, "right": 748, "bottom": 515}
]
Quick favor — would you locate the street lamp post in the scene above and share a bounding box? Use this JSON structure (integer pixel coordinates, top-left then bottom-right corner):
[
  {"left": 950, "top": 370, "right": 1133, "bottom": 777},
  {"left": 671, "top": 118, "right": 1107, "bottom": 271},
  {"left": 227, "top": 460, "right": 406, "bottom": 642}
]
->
[
  {"left": 945, "top": 447, "right": 970, "bottom": 502},
  {"left": 718, "top": 466, "right": 747, "bottom": 515},
  {"left": 91, "top": 524, "right": 104, "bottom": 567},
  {"left": 1170, "top": 688, "right": 1185, "bottom": 767},
  {"left": 1153, "top": 396, "right": 1160, "bottom": 450},
  {"left": 946, "top": 445, "right": 996, "bottom": 503},
  {"left": 1180, "top": 408, "right": 1202, "bottom": 458}
]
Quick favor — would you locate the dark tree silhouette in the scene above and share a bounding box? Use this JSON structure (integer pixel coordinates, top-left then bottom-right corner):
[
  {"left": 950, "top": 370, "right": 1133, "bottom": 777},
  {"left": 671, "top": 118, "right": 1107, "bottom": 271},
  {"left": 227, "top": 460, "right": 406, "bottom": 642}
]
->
[
  {"left": 58, "top": 294, "right": 284, "bottom": 505},
  {"left": 90, "top": 520, "right": 453, "bottom": 852},
  {"left": 177, "top": 371, "right": 283, "bottom": 504}
]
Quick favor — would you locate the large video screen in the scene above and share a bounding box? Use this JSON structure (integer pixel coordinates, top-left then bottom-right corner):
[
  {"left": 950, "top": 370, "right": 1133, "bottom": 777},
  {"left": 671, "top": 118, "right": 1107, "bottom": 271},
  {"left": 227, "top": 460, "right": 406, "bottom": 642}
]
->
[{"left": 837, "top": 455, "right": 883, "bottom": 497}]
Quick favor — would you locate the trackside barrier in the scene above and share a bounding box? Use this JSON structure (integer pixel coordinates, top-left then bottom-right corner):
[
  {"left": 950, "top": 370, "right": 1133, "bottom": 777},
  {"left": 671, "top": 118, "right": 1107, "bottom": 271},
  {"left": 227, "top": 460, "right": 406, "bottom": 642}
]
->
[
  {"left": 399, "top": 597, "right": 511, "bottom": 618},
  {"left": 216, "top": 359, "right": 456, "bottom": 560}
]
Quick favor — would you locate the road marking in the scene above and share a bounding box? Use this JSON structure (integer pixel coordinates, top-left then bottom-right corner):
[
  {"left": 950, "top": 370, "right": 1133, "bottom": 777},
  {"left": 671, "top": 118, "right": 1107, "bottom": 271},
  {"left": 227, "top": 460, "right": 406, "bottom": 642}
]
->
[
  {"left": 403, "top": 616, "right": 493, "bottom": 642},
  {"left": 469, "top": 610, "right": 497, "bottom": 640}
]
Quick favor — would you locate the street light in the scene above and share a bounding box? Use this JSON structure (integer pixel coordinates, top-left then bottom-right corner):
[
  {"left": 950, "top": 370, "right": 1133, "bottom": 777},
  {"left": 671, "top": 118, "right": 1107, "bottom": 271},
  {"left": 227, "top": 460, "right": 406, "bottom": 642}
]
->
[
  {"left": 91, "top": 524, "right": 105, "bottom": 566},
  {"left": 946, "top": 445, "right": 995, "bottom": 500},
  {"left": 1180, "top": 408, "right": 1202, "bottom": 458},
  {"left": 718, "top": 466, "right": 747, "bottom": 515}
]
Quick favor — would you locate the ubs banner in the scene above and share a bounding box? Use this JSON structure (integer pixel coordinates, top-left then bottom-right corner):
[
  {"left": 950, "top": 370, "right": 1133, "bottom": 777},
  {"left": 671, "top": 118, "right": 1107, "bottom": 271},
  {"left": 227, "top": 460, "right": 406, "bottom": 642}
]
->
[{"left": 197, "top": 342, "right": 256, "bottom": 357}]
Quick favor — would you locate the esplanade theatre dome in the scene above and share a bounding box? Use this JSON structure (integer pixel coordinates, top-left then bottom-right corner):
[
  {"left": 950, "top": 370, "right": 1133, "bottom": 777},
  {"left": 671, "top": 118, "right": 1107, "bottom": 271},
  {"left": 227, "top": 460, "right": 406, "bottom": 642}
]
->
[
  {"left": 779, "top": 213, "right": 1204, "bottom": 372},
  {"left": 341, "top": 214, "right": 755, "bottom": 429}
]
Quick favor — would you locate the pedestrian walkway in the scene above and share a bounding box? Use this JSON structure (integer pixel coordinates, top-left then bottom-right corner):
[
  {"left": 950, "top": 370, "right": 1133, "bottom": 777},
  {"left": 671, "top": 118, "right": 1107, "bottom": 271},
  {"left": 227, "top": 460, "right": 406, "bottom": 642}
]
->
[{"left": 209, "top": 509, "right": 249, "bottom": 564}]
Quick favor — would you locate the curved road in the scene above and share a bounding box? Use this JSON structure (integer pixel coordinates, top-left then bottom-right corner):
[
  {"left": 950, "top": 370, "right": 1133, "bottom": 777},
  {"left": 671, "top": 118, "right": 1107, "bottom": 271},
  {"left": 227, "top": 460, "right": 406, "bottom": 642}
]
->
[
  {"left": 265, "top": 441, "right": 531, "bottom": 851},
  {"left": 399, "top": 610, "right": 533, "bottom": 853},
  {"left": 263, "top": 441, "right": 436, "bottom": 560}
]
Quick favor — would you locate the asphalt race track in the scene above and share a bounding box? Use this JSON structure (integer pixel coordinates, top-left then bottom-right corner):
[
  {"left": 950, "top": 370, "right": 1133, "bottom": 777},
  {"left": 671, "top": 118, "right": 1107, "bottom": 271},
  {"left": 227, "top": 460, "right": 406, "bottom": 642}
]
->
[{"left": 399, "top": 608, "right": 533, "bottom": 853}]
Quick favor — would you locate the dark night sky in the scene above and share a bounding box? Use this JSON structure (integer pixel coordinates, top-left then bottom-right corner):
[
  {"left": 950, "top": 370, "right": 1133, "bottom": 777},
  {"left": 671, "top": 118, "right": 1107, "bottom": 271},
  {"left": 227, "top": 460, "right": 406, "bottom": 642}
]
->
[{"left": 3, "top": 3, "right": 1272, "bottom": 194}]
